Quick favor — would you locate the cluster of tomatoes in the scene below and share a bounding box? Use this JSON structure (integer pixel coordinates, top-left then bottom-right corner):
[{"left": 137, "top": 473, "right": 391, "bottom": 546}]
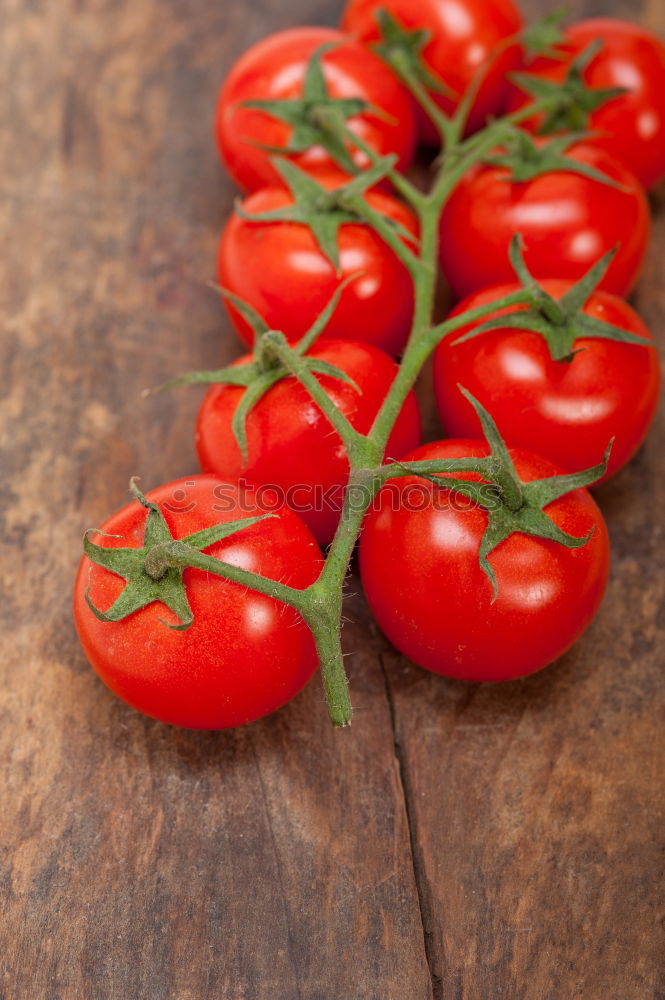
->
[{"left": 74, "top": 0, "right": 663, "bottom": 730}]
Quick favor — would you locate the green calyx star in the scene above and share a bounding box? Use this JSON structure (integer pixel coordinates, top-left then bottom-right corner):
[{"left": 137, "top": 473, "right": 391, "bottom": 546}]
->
[
  {"left": 512, "top": 39, "right": 627, "bottom": 135},
  {"left": 240, "top": 43, "right": 379, "bottom": 175},
  {"left": 520, "top": 9, "right": 568, "bottom": 61},
  {"left": 484, "top": 127, "right": 626, "bottom": 188},
  {"left": 394, "top": 388, "right": 611, "bottom": 599},
  {"left": 452, "top": 235, "right": 653, "bottom": 362},
  {"left": 371, "top": 9, "right": 450, "bottom": 95},
  {"left": 235, "top": 155, "right": 415, "bottom": 271},
  {"left": 83, "top": 480, "right": 270, "bottom": 629}
]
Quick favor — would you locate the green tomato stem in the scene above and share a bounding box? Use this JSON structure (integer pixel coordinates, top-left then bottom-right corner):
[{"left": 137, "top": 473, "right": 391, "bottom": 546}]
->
[
  {"left": 397, "top": 61, "right": 458, "bottom": 146},
  {"left": 145, "top": 541, "right": 311, "bottom": 610},
  {"left": 301, "top": 589, "right": 351, "bottom": 726}
]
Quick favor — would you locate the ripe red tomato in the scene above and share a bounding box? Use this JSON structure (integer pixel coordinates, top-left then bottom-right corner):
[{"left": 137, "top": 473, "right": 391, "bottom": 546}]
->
[
  {"left": 439, "top": 143, "right": 650, "bottom": 300},
  {"left": 433, "top": 281, "right": 661, "bottom": 480},
  {"left": 73, "top": 476, "right": 323, "bottom": 729},
  {"left": 341, "top": 0, "right": 523, "bottom": 141},
  {"left": 215, "top": 27, "right": 417, "bottom": 192},
  {"left": 360, "top": 440, "right": 610, "bottom": 682},
  {"left": 506, "top": 19, "right": 665, "bottom": 190},
  {"left": 196, "top": 340, "right": 422, "bottom": 546},
  {"left": 219, "top": 177, "right": 418, "bottom": 358}
]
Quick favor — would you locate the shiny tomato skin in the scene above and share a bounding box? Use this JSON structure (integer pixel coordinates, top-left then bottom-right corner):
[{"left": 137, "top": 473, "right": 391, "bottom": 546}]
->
[
  {"left": 359, "top": 440, "right": 610, "bottom": 682},
  {"left": 506, "top": 19, "right": 665, "bottom": 190},
  {"left": 219, "top": 178, "right": 418, "bottom": 358},
  {"left": 434, "top": 281, "right": 661, "bottom": 481},
  {"left": 439, "top": 143, "right": 650, "bottom": 300},
  {"left": 73, "top": 476, "right": 323, "bottom": 729},
  {"left": 215, "top": 27, "right": 417, "bottom": 192},
  {"left": 341, "top": 0, "right": 523, "bottom": 141},
  {"left": 196, "top": 340, "right": 422, "bottom": 546}
]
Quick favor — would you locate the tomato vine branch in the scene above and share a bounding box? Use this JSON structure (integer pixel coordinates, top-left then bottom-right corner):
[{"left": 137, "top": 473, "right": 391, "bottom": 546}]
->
[{"left": 194, "top": 62, "right": 586, "bottom": 725}]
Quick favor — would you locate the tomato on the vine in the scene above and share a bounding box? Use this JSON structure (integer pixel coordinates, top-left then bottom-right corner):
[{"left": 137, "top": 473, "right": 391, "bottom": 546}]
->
[
  {"left": 196, "top": 340, "right": 422, "bottom": 546},
  {"left": 73, "top": 476, "right": 323, "bottom": 729},
  {"left": 439, "top": 142, "right": 650, "bottom": 300},
  {"left": 341, "top": 0, "right": 523, "bottom": 141},
  {"left": 433, "top": 281, "right": 660, "bottom": 481},
  {"left": 218, "top": 176, "right": 418, "bottom": 358},
  {"left": 507, "top": 19, "right": 665, "bottom": 190},
  {"left": 360, "top": 440, "right": 610, "bottom": 682},
  {"left": 215, "top": 27, "right": 417, "bottom": 192}
]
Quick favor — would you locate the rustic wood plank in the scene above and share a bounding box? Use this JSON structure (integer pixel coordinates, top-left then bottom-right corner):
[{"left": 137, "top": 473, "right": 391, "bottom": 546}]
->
[
  {"left": 385, "top": 0, "right": 665, "bottom": 997},
  {"left": 1, "top": 0, "right": 663, "bottom": 996},
  {"left": 0, "top": 1, "right": 432, "bottom": 996}
]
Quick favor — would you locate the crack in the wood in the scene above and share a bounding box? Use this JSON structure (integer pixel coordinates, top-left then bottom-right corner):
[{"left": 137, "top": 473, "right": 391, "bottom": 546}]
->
[
  {"left": 251, "top": 743, "right": 304, "bottom": 1000},
  {"left": 377, "top": 654, "right": 443, "bottom": 1000}
]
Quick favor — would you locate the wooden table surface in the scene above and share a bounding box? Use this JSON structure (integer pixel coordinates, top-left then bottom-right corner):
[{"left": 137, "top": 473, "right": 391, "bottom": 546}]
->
[{"left": 1, "top": 0, "right": 663, "bottom": 997}]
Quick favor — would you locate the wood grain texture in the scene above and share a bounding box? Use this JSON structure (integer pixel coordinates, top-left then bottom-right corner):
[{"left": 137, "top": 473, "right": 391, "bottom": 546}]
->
[{"left": 0, "top": 0, "right": 662, "bottom": 998}]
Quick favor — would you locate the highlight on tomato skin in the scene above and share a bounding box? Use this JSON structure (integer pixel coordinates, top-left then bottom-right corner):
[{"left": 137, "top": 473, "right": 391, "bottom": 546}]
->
[
  {"left": 195, "top": 340, "right": 423, "bottom": 546},
  {"left": 215, "top": 26, "right": 418, "bottom": 193},
  {"left": 218, "top": 176, "right": 418, "bottom": 359},
  {"left": 341, "top": 0, "right": 524, "bottom": 143},
  {"left": 438, "top": 143, "right": 651, "bottom": 301},
  {"left": 73, "top": 476, "right": 324, "bottom": 730},
  {"left": 433, "top": 281, "right": 661, "bottom": 482},
  {"left": 359, "top": 440, "right": 611, "bottom": 683},
  {"left": 505, "top": 18, "right": 665, "bottom": 190}
]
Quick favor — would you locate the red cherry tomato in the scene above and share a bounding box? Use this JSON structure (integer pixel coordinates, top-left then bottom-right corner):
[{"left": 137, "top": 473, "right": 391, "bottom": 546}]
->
[
  {"left": 215, "top": 27, "right": 417, "bottom": 192},
  {"left": 506, "top": 19, "right": 665, "bottom": 190},
  {"left": 359, "top": 440, "right": 610, "bottom": 682},
  {"left": 433, "top": 281, "right": 661, "bottom": 480},
  {"left": 196, "top": 340, "right": 422, "bottom": 546},
  {"left": 439, "top": 143, "right": 650, "bottom": 300},
  {"left": 341, "top": 0, "right": 523, "bottom": 142},
  {"left": 73, "top": 476, "right": 323, "bottom": 729},
  {"left": 219, "top": 178, "right": 418, "bottom": 358}
]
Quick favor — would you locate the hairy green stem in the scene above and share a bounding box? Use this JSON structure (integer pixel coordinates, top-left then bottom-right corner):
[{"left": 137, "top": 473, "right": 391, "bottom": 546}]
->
[
  {"left": 300, "top": 589, "right": 351, "bottom": 726},
  {"left": 145, "top": 541, "right": 311, "bottom": 611},
  {"left": 394, "top": 60, "right": 457, "bottom": 146},
  {"left": 370, "top": 284, "right": 532, "bottom": 456}
]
